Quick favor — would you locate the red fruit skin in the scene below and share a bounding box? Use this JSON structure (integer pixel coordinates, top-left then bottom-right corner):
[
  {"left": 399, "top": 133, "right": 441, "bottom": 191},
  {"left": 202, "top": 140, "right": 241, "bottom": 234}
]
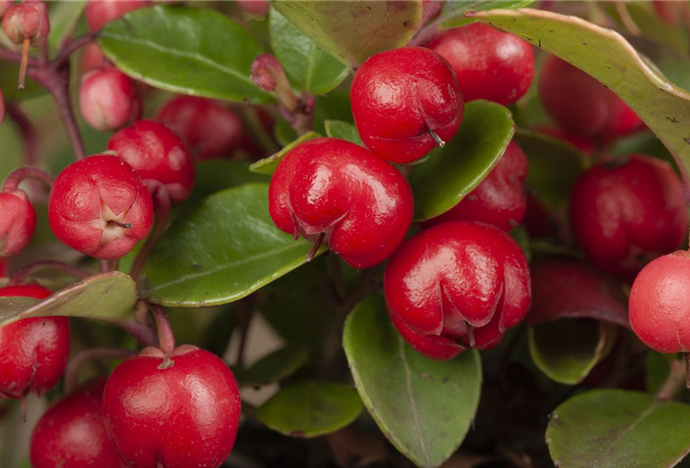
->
[
  {"left": 30, "top": 380, "right": 126, "bottom": 468},
  {"left": 2, "top": 1, "right": 50, "bottom": 45},
  {"left": 156, "top": 96, "right": 244, "bottom": 160},
  {"left": 0, "top": 285, "right": 70, "bottom": 399},
  {"left": 523, "top": 193, "right": 556, "bottom": 239},
  {"left": 384, "top": 221, "right": 531, "bottom": 359},
  {"left": 48, "top": 155, "right": 154, "bottom": 260},
  {"left": 80, "top": 68, "right": 143, "bottom": 132},
  {"left": 351, "top": 47, "right": 464, "bottom": 164},
  {"left": 629, "top": 252, "right": 690, "bottom": 353},
  {"left": 653, "top": 1, "right": 690, "bottom": 27},
  {"left": 86, "top": 0, "right": 149, "bottom": 32},
  {"left": 427, "top": 141, "right": 528, "bottom": 231},
  {"left": 569, "top": 154, "right": 687, "bottom": 276},
  {"left": 108, "top": 120, "right": 195, "bottom": 203},
  {"left": 80, "top": 42, "right": 108, "bottom": 74},
  {"left": 0, "top": 190, "right": 36, "bottom": 257},
  {"left": 236, "top": 0, "right": 269, "bottom": 16},
  {"left": 426, "top": 23, "right": 534, "bottom": 105},
  {"left": 102, "top": 346, "right": 241, "bottom": 468},
  {"left": 269, "top": 137, "right": 414, "bottom": 269},
  {"left": 539, "top": 56, "right": 643, "bottom": 140},
  {"left": 0, "top": 1, "right": 11, "bottom": 18}
]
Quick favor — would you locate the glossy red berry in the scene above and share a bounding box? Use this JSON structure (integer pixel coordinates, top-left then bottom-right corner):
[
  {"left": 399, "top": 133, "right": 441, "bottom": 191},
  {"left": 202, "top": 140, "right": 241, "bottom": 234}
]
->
[
  {"left": 30, "top": 380, "right": 125, "bottom": 468},
  {"left": 2, "top": 1, "right": 50, "bottom": 46},
  {"left": 86, "top": 0, "right": 149, "bottom": 32},
  {"left": 629, "top": 251, "right": 690, "bottom": 353},
  {"left": 80, "top": 68, "right": 142, "bottom": 132},
  {"left": 384, "top": 221, "right": 531, "bottom": 359},
  {"left": 351, "top": 47, "right": 464, "bottom": 164},
  {"left": 236, "top": 0, "right": 269, "bottom": 16},
  {"left": 0, "top": 189, "right": 36, "bottom": 257},
  {"left": 0, "top": 285, "right": 70, "bottom": 399},
  {"left": 539, "top": 55, "right": 643, "bottom": 140},
  {"left": 102, "top": 346, "right": 241, "bottom": 468},
  {"left": 48, "top": 155, "right": 154, "bottom": 260},
  {"left": 427, "top": 141, "right": 528, "bottom": 231},
  {"left": 426, "top": 23, "right": 534, "bottom": 105},
  {"left": 156, "top": 96, "right": 244, "bottom": 160},
  {"left": 108, "top": 120, "right": 195, "bottom": 203},
  {"left": 269, "top": 137, "right": 414, "bottom": 269}
]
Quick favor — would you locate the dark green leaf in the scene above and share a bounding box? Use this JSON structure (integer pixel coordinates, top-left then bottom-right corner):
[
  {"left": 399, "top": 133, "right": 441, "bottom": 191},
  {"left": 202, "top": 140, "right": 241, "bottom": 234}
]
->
[
  {"left": 249, "top": 131, "right": 320, "bottom": 175},
  {"left": 343, "top": 297, "right": 482, "bottom": 468},
  {"left": 98, "top": 5, "right": 273, "bottom": 103},
  {"left": 510, "top": 225, "right": 531, "bottom": 262},
  {"left": 646, "top": 351, "right": 674, "bottom": 395},
  {"left": 409, "top": 100, "right": 516, "bottom": 221},
  {"left": 312, "top": 89, "right": 355, "bottom": 134},
  {"left": 324, "top": 120, "right": 363, "bottom": 146},
  {"left": 234, "top": 343, "right": 309, "bottom": 387},
  {"left": 257, "top": 380, "right": 363, "bottom": 438}
]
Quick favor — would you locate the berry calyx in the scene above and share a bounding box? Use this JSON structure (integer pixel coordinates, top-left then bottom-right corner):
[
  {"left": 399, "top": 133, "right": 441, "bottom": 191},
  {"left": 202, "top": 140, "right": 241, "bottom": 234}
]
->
[
  {"left": 569, "top": 154, "right": 686, "bottom": 277},
  {"left": 156, "top": 96, "right": 244, "bottom": 160},
  {"left": 426, "top": 23, "right": 534, "bottom": 105},
  {"left": 0, "top": 285, "right": 70, "bottom": 400},
  {"left": 2, "top": 1, "right": 50, "bottom": 89},
  {"left": 102, "top": 346, "right": 241, "bottom": 468},
  {"left": 384, "top": 221, "right": 531, "bottom": 359},
  {"left": 269, "top": 137, "right": 414, "bottom": 269},
  {"left": 427, "top": 141, "right": 528, "bottom": 231},
  {"left": 48, "top": 155, "right": 154, "bottom": 260},
  {"left": 108, "top": 120, "right": 195, "bottom": 203},
  {"left": 80, "top": 68, "right": 143, "bottom": 132},
  {"left": 0, "top": 189, "right": 35, "bottom": 257},
  {"left": 30, "top": 380, "right": 125, "bottom": 468},
  {"left": 351, "top": 47, "right": 464, "bottom": 164},
  {"left": 85, "top": 0, "right": 149, "bottom": 32}
]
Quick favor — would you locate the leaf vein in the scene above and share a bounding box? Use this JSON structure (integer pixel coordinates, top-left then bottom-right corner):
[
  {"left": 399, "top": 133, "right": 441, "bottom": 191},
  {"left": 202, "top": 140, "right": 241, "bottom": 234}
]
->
[{"left": 398, "top": 337, "right": 431, "bottom": 467}]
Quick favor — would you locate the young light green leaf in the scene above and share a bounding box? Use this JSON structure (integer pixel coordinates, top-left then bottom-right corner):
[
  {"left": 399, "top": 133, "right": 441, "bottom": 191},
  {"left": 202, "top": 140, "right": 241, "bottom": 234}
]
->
[
  {"left": 249, "top": 131, "right": 320, "bottom": 175},
  {"left": 233, "top": 343, "right": 309, "bottom": 387},
  {"left": 48, "top": 0, "right": 86, "bottom": 51},
  {"left": 324, "top": 120, "right": 363, "bottom": 146}
]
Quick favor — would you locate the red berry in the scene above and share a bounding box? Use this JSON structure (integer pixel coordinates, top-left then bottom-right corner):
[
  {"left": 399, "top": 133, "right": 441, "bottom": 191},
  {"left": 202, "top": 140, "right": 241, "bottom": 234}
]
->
[
  {"left": 2, "top": 1, "right": 50, "bottom": 46},
  {"left": 80, "top": 42, "right": 108, "bottom": 74},
  {"left": 156, "top": 96, "right": 243, "bottom": 160},
  {"left": 351, "top": 47, "right": 464, "bottom": 164},
  {"left": 539, "top": 55, "right": 643, "bottom": 140},
  {"left": 523, "top": 193, "right": 556, "bottom": 239},
  {"left": 108, "top": 120, "right": 195, "bottom": 203},
  {"left": 80, "top": 68, "right": 143, "bottom": 132},
  {"left": 0, "top": 285, "right": 70, "bottom": 399},
  {"left": 0, "top": 1, "right": 11, "bottom": 18},
  {"left": 384, "top": 221, "right": 531, "bottom": 359},
  {"left": 85, "top": 0, "right": 149, "bottom": 32},
  {"left": 426, "top": 23, "right": 534, "bottom": 105},
  {"left": 653, "top": 1, "right": 690, "bottom": 26},
  {"left": 269, "top": 137, "right": 414, "bottom": 269},
  {"left": 102, "top": 346, "right": 241, "bottom": 468},
  {"left": 0, "top": 189, "right": 36, "bottom": 257},
  {"left": 570, "top": 155, "right": 686, "bottom": 276},
  {"left": 427, "top": 141, "right": 528, "bottom": 231},
  {"left": 236, "top": 0, "right": 269, "bottom": 16},
  {"left": 30, "top": 380, "right": 125, "bottom": 468},
  {"left": 48, "top": 155, "right": 154, "bottom": 260}
]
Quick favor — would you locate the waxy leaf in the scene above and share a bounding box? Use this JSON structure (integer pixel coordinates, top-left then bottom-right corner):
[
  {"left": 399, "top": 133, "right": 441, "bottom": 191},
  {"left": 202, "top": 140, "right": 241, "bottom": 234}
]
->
[
  {"left": 141, "top": 184, "right": 327, "bottom": 307},
  {"left": 249, "top": 131, "right": 320, "bottom": 175},
  {"left": 0, "top": 272, "right": 137, "bottom": 327},
  {"left": 547, "top": 390, "right": 690, "bottom": 468},
  {"left": 99, "top": 5, "right": 273, "bottom": 103},
  {"left": 257, "top": 380, "right": 363, "bottom": 438},
  {"left": 343, "top": 297, "right": 482, "bottom": 468},
  {"left": 409, "top": 100, "right": 515, "bottom": 221},
  {"left": 269, "top": 10, "right": 349, "bottom": 95},
  {"left": 233, "top": 343, "right": 309, "bottom": 387},
  {"left": 324, "top": 120, "right": 363, "bottom": 146},
  {"left": 272, "top": 1, "right": 423, "bottom": 67}
]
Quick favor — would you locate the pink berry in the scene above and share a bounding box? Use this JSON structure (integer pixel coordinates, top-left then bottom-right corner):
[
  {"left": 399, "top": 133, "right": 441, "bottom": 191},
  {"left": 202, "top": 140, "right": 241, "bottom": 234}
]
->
[
  {"left": 236, "top": 0, "right": 269, "bottom": 16},
  {"left": 85, "top": 0, "right": 149, "bottom": 32},
  {"left": 48, "top": 155, "right": 154, "bottom": 260},
  {"left": 80, "top": 68, "right": 143, "bottom": 132},
  {"left": 80, "top": 42, "right": 108, "bottom": 74},
  {"left": 0, "top": 1, "right": 11, "bottom": 18},
  {"left": 2, "top": 1, "right": 50, "bottom": 46},
  {"left": 0, "top": 189, "right": 36, "bottom": 257}
]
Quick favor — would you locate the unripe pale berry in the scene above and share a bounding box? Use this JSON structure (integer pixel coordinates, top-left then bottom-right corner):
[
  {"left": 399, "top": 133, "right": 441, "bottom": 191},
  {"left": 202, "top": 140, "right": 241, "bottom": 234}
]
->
[
  {"left": 48, "top": 155, "right": 154, "bottom": 260},
  {"left": 0, "top": 1, "right": 11, "bottom": 18},
  {"left": 269, "top": 137, "right": 414, "bottom": 269},
  {"left": 384, "top": 221, "right": 531, "bottom": 360},
  {"left": 0, "top": 285, "right": 70, "bottom": 399},
  {"left": 80, "top": 68, "right": 143, "bottom": 132},
  {"left": 351, "top": 47, "right": 464, "bottom": 164},
  {"left": 79, "top": 42, "right": 108, "bottom": 74},
  {"left": 426, "top": 23, "right": 534, "bottom": 105},
  {"left": 108, "top": 120, "right": 195, "bottom": 203},
  {"left": 236, "top": 0, "right": 269, "bottom": 16},
  {"left": 2, "top": 1, "right": 50, "bottom": 46},
  {"left": 156, "top": 96, "right": 244, "bottom": 160},
  {"left": 0, "top": 189, "right": 36, "bottom": 257},
  {"left": 85, "top": 0, "right": 149, "bottom": 32},
  {"left": 102, "top": 346, "right": 241, "bottom": 468}
]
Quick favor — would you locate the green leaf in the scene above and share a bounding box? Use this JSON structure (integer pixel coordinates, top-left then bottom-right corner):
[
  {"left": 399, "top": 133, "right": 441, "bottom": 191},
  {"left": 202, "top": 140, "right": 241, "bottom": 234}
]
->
[
  {"left": 48, "top": 0, "right": 86, "bottom": 51},
  {"left": 469, "top": 8, "right": 690, "bottom": 184},
  {"left": 257, "top": 380, "right": 363, "bottom": 438},
  {"left": 0, "top": 272, "right": 137, "bottom": 327},
  {"left": 324, "top": 120, "right": 363, "bottom": 146},
  {"left": 438, "top": 0, "right": 534, "bottom": 29},
  {"left": 98, "top": 5, "right": 274, "bottom": 103},
  {"left": 234, "top": 343, "right": 309, "bottom": 387},
  {"left": 269, "top": 9, "right": 349, "bottom": 95},
  {"left": 529, "top": 319, "right": 617, "bottom": 385},
  {"left": 409, "top": 100, "right": 515, "bottom": 221},
  {"left": 249, "top": 131, "right": 320, "bottom": 175},
  {"left": 141, "top": 184, "right": 327, "bottom": 307},
  {"left": 646, "top": 351, "right": 675, "bottom": 395},
  {"left": 343, "top": 297, "right": 482, "bottom": 468},
  {"left": 272, "top": 1, "right": 423, "bottom": 67},
  {"left": 510, "top": 225, "right": 531, "bottom": 262},
  {"left": 547, "top": 389, "right": 690, "bottom": 468}
]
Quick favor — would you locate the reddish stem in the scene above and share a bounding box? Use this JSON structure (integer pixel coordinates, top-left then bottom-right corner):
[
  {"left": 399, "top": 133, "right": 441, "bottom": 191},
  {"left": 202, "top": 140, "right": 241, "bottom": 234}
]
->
[
  {"left": 130, "top": 186, "right": 172, "bottom": 281},
  {"left": 63, "top": 347, "right": 134, "bottom": 394},
  {"left": 54, "top": 33, "right": 97, "bottom": 69},
  {"left": 6, "top": 104, "right": 38, "bottom": 166},
  {"left": 110, "top": 319, "right": 156, "bottom": 348},
  {"left": 8, "top": 260, "right": 91, "bottom": 286},
  {"left": 151, "top": 304, "right": 175, "bottom": 357},
  {"left": 0, "top": 47, "right": 23, "bottom": 63},
  {"left": 2, "top": 167, "right": 53, "bottom": 192}
]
